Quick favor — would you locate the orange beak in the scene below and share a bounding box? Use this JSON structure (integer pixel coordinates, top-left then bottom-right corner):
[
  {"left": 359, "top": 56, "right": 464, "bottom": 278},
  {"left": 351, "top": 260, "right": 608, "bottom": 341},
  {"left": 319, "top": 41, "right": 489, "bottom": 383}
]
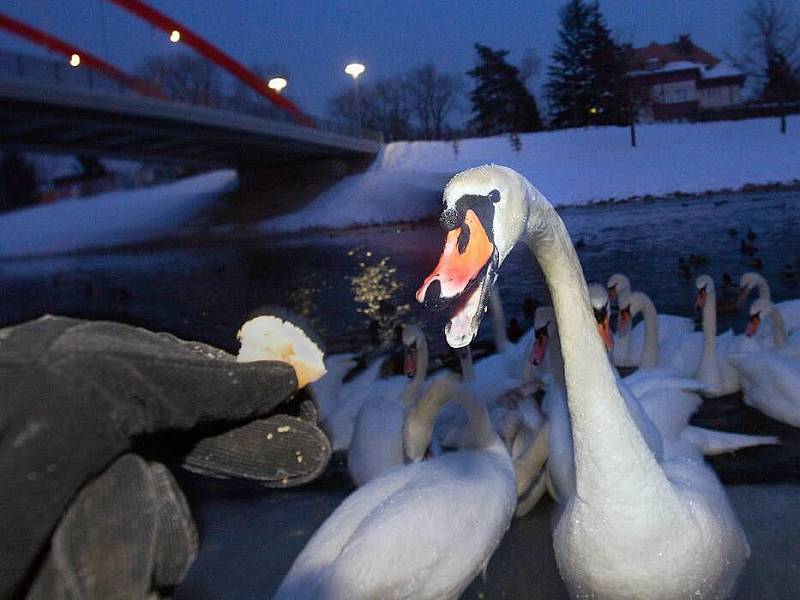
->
[
  {"left": 598, "top": 316, "right": 613, "bottom": 352},
  {"left": 416, "top": 209, "right": 494, "bottom": 307},
  {"left": 745, "top": 314, "right": 760, "bottom": 337}
]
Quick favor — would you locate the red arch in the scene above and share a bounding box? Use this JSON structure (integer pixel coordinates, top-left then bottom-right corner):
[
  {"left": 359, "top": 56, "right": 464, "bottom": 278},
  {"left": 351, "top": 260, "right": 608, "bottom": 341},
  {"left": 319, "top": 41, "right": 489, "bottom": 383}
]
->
[
  {"left": 0, "top": 12, "right": 162, "bottom": 98},
  {"left": 105, "top": 0, "right": 314, "bottom": 127}
]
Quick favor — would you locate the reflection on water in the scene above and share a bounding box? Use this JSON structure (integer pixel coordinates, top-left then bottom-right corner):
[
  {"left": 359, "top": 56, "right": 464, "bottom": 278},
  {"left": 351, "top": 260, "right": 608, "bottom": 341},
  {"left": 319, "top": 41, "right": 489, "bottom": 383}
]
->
[{"left": 349, "top": 247, "right": 411, "bottom": 346}]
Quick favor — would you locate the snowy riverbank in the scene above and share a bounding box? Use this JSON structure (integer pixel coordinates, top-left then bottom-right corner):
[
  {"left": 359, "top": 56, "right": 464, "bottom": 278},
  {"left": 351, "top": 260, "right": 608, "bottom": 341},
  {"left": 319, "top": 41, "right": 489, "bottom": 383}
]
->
[
  {"left": 260, "top": 115, "right": 800, "bottom": 233},
  {"left": 0, "top": 170, "right": 237, "bottom": 258}
]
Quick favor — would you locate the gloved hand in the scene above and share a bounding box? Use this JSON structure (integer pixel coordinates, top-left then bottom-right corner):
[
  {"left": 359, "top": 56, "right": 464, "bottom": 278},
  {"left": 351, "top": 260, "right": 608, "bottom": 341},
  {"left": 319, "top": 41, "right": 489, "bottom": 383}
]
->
[{"left": 0, "top": 315, "right": 331, "bottom": 599}]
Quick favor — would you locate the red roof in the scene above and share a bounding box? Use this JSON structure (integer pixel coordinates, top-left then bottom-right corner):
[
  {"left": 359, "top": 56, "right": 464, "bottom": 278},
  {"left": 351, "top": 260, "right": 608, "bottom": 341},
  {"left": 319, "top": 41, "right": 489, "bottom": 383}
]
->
[{"left": 632, "top": 35, "right": 719, "bottom": 70}]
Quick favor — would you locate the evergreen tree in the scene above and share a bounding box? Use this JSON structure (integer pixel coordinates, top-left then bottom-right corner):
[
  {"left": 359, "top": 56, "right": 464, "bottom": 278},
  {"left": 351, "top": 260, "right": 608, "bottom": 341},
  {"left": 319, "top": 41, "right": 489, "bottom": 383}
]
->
[
  {"left": 546, "top": 0, "right": 629, "bottom": 128},
  {"left": 0, "top": 152, "right": 38, "bottom": 212},
  {"left": 467, "top": 44, "right": 542, "bottom": 136}
]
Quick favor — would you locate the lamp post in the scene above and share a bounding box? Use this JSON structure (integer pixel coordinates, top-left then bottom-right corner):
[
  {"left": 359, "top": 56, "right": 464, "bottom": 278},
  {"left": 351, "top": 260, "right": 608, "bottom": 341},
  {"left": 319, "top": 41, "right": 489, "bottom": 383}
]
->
[
  {"left": 345, "top": 62, "right": 365, "bottom": 133},
  {"left": 268, "top": 77, "right": 288, "bottom": 94}
]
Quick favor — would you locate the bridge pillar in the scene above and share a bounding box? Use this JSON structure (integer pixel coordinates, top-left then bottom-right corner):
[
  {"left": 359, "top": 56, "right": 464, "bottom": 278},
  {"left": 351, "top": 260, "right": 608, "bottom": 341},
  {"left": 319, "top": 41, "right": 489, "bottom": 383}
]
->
[{"left": 221, "top": 155, "right": 374, "bottom": 223}]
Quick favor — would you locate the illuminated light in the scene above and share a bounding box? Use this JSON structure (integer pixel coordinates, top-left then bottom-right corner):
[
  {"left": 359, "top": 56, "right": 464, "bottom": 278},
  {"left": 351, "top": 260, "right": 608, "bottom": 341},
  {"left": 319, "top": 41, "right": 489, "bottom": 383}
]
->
[
  {"left": 589, "top": 106, "right": 598, "bottom": 114},
  {"left": 169, "top": 30, "right": 181, "bottom": 43},
  {"left": 345, "top": 62, "right": 365, "bottom": 79},
  {"left": 268, "top": 77, "right": 288, "bottom": 94},
  {"left": 69, "top": 53, "right": 81, "bottom": 67}
]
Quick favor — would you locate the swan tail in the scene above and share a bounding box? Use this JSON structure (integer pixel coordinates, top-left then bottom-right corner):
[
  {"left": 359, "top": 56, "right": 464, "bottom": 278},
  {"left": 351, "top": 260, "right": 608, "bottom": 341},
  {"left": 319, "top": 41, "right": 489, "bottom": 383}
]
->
[{"left": 681, "top": 426, "right": 779, "bottom": 456}]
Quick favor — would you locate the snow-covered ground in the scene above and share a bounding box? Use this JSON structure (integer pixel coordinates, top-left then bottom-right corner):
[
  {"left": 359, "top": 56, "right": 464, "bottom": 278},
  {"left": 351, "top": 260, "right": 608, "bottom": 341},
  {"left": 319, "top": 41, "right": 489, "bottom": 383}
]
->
[
  {"left": 261, "top": 115, "right": 800, "bottom": 233},
  {"left": 0, "top": 170, "right": 236, "bottom": 258}
]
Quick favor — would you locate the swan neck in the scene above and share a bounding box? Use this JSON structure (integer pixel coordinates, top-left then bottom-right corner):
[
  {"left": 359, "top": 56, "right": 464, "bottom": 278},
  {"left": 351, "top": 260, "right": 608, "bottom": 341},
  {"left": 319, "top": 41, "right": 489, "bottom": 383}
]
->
[
  {"left": 701, "top": 287, "right": 718, "bottom": 360},
  {"left": 635, "top": 293, "right": 660, "bottom": 368},
  {"left": 520, "top": 182, "right": 669, "bottom": 501},
  {"left": 770, "top": 306, "right": 788, "bottom": 347},
  {"left": 755, "top": 275, "right": 771, "bottom": 301},
  {"left": 489, "top": 290, "right": 510, "bottom": 353}
]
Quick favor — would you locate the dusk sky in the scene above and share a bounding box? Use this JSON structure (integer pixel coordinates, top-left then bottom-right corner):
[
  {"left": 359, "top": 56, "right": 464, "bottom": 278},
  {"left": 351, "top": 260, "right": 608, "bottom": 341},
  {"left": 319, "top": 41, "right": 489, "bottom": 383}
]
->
[{"left": 2, "top": 1, "right": 755, "bottom": 116}]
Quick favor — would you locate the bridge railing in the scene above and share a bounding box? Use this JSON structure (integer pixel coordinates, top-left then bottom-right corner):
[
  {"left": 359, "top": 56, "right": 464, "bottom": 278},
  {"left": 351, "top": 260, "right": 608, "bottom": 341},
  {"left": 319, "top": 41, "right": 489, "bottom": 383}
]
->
[{"left": 0, "top": 49, "right": 383, "bottom": 143}]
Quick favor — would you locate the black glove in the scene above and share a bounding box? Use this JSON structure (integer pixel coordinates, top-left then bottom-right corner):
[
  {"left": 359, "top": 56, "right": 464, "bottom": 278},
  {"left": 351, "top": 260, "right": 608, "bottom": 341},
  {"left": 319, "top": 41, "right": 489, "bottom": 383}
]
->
[{"left": 0, "top": 316, "right": 331, "bottom": 599}]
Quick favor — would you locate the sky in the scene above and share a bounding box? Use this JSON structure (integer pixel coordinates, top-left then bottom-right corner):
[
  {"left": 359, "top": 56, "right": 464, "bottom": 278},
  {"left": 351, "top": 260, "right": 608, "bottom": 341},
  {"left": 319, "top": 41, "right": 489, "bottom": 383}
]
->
[{"left": 1, "top": 0, "right": 756, "bottom": 117}]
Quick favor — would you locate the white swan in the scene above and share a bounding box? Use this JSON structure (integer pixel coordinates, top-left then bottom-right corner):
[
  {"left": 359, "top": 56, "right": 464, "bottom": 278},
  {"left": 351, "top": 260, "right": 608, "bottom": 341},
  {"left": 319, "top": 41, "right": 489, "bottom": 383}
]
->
[
  {"left": 744, "top": 298, "right": 800, "bottom": 358},
  {"left": 320, "top": 356, "right": 388, "bottom": 452},
  {"left": 309, "top": 352, "right": 357, "bottom": 423},
  {"left": 347, "top": 324, "right": 429, "bottom": 486},
  {"left": 416, "top": 165, "right": 748, "bottom": 599},
  {"left": 621, "top": 291, "right": 778, "bottom": 456},
  {"left": 657, "top": 276, "right": 741, "bottom": 396},
  {"left": 275, "top": 377, "right": 516, "bottom": 599},
  {"left": 739, "top": 272, "right": 800, "bottom": 340},
  {"left": 725, "top": 300, "right": 800, "bottom": 427},
  {"left": 607, "top": 273, "right": 693, "bottom": 368}
]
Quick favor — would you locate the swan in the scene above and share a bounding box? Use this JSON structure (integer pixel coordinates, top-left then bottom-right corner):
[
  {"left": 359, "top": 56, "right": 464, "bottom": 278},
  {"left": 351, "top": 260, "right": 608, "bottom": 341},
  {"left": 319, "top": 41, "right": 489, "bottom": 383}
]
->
[
  {"left": 744, "top": 298, "right": 800, "bottom": 358},
  {"left": 607, "top": 273, "right": 693, "bottom": 368},
  {"left": 724, "top": 300, "right": 800, "bottom": 427},
  {"left": 347, "top": 324, "right": 429, "bottom": 486},
  {"left": 657, "top": 276, "right": 741, "bottom": 396},
  {"left": 309, "top": 352, "right": 357, "bottom": 423},
  {"left": 416, "top": 165, "right": 748, "bottom": 599},
  {"left": 275, "top": 377, "right": 516, "bottom": 599},
  {"left": 739, "top": 272, "right": 800, "bottom": 338},
  {"left": 320, "top": 356, "right": 388, "bottom": 452}
]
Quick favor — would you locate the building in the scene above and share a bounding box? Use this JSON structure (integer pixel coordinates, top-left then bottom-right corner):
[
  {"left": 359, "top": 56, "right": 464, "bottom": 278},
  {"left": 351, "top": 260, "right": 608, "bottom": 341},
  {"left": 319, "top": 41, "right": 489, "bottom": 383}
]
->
[{"left": 627, "top": 35, "right": 746, "bottom": 122}]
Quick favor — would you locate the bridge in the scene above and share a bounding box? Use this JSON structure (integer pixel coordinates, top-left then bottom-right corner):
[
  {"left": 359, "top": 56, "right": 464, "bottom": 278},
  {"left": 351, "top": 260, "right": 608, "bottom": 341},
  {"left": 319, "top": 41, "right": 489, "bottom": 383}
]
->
[{"left": 0, "top": 51, "right": 382, "bottom": 168}]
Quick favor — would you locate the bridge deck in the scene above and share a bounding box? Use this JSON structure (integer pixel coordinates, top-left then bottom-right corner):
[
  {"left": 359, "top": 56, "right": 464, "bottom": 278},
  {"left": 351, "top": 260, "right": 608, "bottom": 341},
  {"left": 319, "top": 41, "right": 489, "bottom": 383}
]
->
[{"left": 0, "top": 77, "right": 382, "bottom": 166}]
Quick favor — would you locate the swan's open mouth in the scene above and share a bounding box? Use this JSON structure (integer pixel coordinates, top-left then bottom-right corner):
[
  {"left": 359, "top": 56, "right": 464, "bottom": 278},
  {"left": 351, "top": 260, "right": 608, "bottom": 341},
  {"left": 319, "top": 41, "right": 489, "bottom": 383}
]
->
[{"left": 416, "top": 208, "right": 497, "bottom": 348}]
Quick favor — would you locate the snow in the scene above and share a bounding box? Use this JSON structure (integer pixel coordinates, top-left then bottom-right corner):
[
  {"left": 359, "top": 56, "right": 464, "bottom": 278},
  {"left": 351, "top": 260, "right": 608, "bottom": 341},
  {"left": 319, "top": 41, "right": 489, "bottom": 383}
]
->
[
  {"left": 0, "top": 170, "right": 236, "bottom": 258},
  {"left": 702, "top": 60, "right": 744, "bottom": 79},
  {"left": 260, "top": 115, "right": 800, "bottom": 233}
]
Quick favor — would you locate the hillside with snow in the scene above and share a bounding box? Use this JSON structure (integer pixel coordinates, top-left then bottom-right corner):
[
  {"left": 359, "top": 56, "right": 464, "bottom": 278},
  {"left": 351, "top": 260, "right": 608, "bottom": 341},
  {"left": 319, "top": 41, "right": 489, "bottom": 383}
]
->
[
  {"left": 0, "top": 170, "right": 236, "bottom": 258},
  {"left": 261, "top": 115, "right": 800, "bottom": 233}
]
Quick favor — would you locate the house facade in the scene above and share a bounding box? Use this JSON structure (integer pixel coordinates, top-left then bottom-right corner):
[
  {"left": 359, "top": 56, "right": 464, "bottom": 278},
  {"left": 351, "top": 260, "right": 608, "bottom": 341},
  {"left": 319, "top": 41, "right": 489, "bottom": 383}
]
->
[{"left": 627, "top": 35, "right": 746, "bottom": 122}]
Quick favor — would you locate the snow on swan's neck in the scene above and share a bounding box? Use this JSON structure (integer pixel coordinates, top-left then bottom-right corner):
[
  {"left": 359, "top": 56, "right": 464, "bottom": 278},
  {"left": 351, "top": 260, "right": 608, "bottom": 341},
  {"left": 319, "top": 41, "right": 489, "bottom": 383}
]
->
[
  {"left": 630, "top": 291, "right": 660, "bottom": 369},
  {"left": 518, "top": 176, "right": 675, "bottom": 504}
]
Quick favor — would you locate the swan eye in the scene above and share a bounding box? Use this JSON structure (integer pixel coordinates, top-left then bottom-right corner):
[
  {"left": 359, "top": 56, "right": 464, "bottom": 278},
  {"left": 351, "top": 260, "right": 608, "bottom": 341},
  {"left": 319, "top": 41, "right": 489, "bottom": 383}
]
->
[{"left": 488, "top": 189, "right": 501, "bottom": 203}]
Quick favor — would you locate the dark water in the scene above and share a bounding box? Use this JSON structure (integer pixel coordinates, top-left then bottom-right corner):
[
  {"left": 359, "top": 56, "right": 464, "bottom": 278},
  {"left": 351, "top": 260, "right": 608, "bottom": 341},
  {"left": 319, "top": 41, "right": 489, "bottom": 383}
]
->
[{"left": 2, "top": 189, "right": 800, "bottom": 598}]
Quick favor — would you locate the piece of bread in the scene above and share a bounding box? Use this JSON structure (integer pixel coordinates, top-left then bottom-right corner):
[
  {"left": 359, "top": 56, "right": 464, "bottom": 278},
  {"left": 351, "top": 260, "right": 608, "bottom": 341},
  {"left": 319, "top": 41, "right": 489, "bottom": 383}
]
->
[{"left": 237, "top": 316, "right": 326, "bottom": 389}]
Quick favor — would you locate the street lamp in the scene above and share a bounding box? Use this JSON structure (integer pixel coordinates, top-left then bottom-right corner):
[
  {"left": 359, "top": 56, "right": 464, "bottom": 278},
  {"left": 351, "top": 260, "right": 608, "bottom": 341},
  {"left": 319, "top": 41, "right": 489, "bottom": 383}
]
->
[
  {"left": 69, "top": 53, "right": 80, "bottom": 67},
  {"left": 345, "top": 62, "right": 365, "bottom": 132},
  {"left": 268, "top": 77, "right": 288, "bottom": 94},
  {"left": 169, "top": 30, "right": 181, "bottom": 43}
]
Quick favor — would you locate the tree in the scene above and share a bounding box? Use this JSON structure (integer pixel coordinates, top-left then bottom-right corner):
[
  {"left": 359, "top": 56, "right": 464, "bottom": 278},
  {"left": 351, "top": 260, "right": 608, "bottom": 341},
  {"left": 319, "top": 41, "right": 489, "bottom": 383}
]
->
[
  {"left": 0, "top": 152, "right": 38, "bottom": 212},
  {"left": 406, "top": 65, "right": 463, "bottom": 140},
  {"left": 467, "top": 44, "right": 543, "bottom": 136},
  {"left": 138, "top": 52, "right": 222, "bottom": 107},
  {"left": 328, "top": 75, "right": 413, "bottom": 141},
  {"left": 546, "top": 0, "right": 629, "bottom": 128},
  {"left": 734, "top": 0, "right": 800, "bottom": 133},
  {"left": 735, "top": 0, "right": 800, "bottom": 88}
]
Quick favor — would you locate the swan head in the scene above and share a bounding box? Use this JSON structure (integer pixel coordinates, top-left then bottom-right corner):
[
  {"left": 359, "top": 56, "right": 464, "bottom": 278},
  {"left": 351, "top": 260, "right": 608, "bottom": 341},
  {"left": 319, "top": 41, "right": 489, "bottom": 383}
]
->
[
  {"left": 606, "top": 273, "right": 630, "bottom": 305},
  {"left": 737, "top": 271, "right": 762, "bottom": 307},
  {"left": 588, "top": 283, "right": 614, "bottom": 352},
  {"left": 531, "top": 306, "right": 555, "bottom": 366},
  {"left": 746, "top": 298, "right": 775, "bottom": 337},
  {"left": 415, "top": 165, "right": 527, "bottom": 348},
  {"left": 695, "top": 274, "right": 715, "bottom": 310},
  {"left": 401, "top": 324, "right": 424, "bottom": 377}
]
